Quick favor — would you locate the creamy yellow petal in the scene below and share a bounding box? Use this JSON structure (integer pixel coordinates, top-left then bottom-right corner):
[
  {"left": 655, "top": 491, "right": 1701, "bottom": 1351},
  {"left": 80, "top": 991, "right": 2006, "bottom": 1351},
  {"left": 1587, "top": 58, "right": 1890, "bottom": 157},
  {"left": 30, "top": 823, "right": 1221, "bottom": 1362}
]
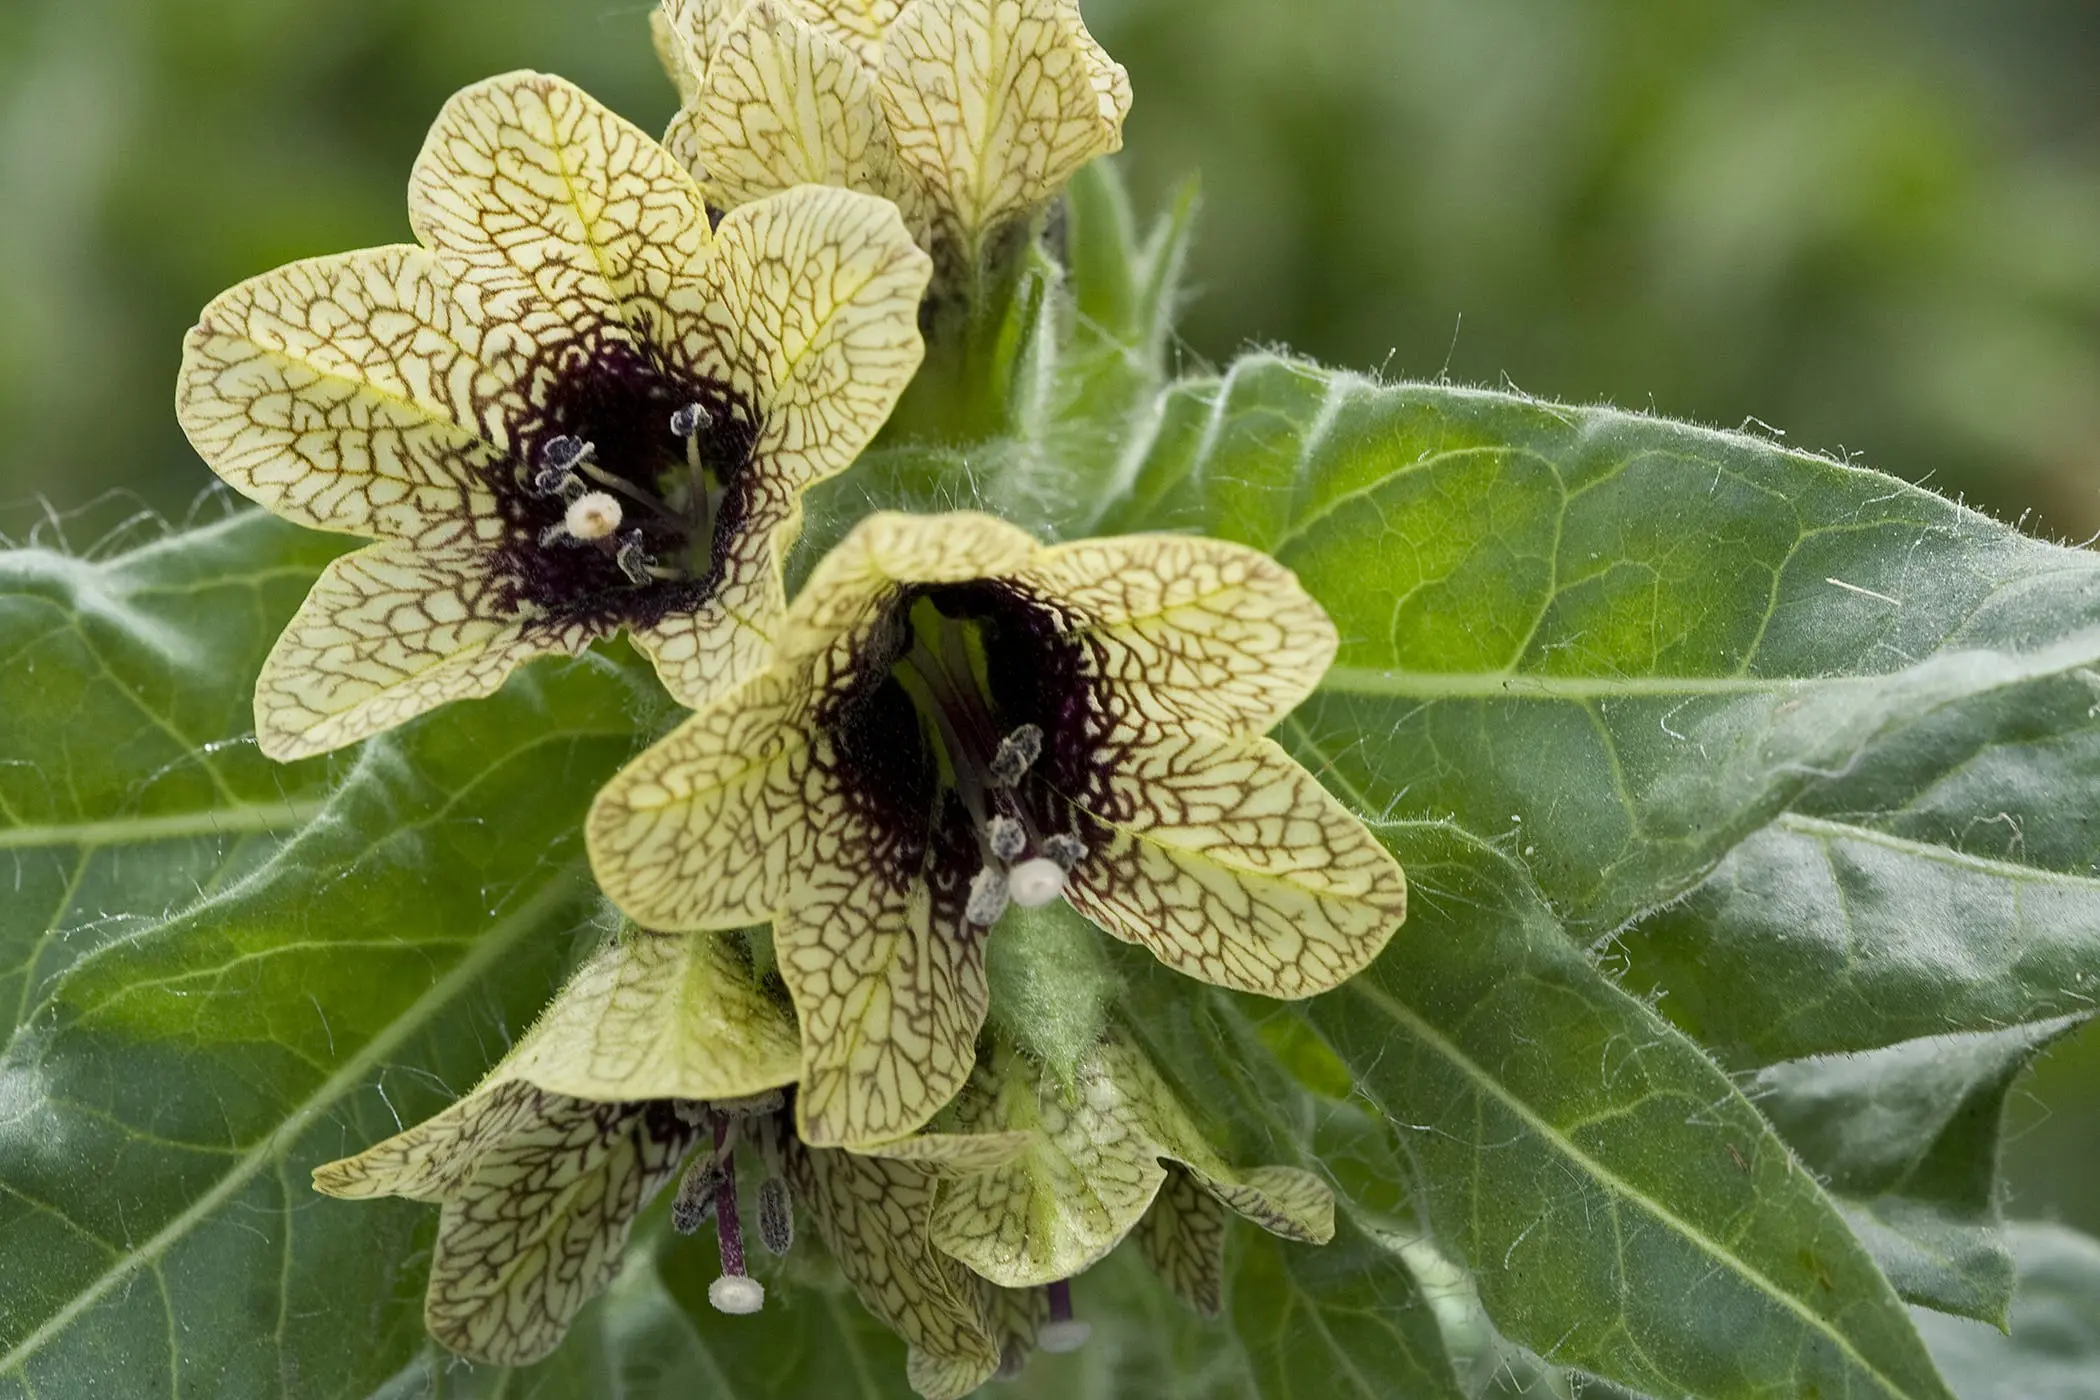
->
[
  {"left": 1136, "top": 1163, "right": 1228, "bottom": 1315},
  {"left": 1026, "top": 534, "right": 1339, "bottom": 735},
  {"left": 1064, "top": 730, "right": 1406, "bottom": 997},
  {"left": 410, "top": 71, "right": 713, "bottom": 343},
  {"left": 678, "top": 184, "right": 930, "bottom": 499},
  {"left": 790, "top": 1145, "right": 1002, "bottom": 1400},
  {"left": 498, "top": 930, "right": 801, "bottom": 1102},
  {"left": 311, "top": 1078, "right": 550, "bottom": 1203},
  {"left": 779, "top": 510, "right": 1038, "bottom": 668},
  {"left": 779, "top": 0, "right": 904, "bottom": 66},
  {"left": 782, "top": 845, "right": 988, "bottom": 1148},
  {"left": 672, "top": 3, "right": 893, "bottom": 209},
  {"left": 176, "top": 245, "right": 517, "bottom": 546},
  {"left": 880, "top": 0, "right": 1129, "bottom": 248},
  {"left": 926, "top": 1046, "right": 1166, "bottom": 1286},
  {"left": 652, "top": 2, "right": 711, "bottom": 103},
  {"left": 587, "top": 666, "right": 816, "bottom": 928},
  {"left": 657, "top": 0, "right": 739, "bottom": 87},
  {"left": 424, "top": 1092, "right": 701, "bottom": 1365},
  {"left": 914, "top": 1033, "right": 1329, "bottom": 1287},
  {"left": 255, "top": 541, "right": 586, "bottom": 761},
  {"left": 626, "top": 540, "right": 784, "bottom": 710},
  {"left": 1203, "top": 1163, "right": 1334, "bottom": 1245}
]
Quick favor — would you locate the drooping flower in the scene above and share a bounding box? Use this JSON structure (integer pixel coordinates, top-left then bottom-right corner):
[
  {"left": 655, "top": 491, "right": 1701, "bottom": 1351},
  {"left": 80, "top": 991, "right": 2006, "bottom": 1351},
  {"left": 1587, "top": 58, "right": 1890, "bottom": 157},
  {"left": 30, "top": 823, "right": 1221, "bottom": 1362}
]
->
[
  {"left": 177, "top": 71, "right": 930, "bottom": 760},
  {"left": 869, "top": 1027, "right": 1334, "bottom": 1326},
  {"left": 587, "top": 511, "right": 1408, "bottom": 1150},
  {"left": 314, "top": 926, "right": 1025, "bottom": 1397},
  {"left": 653, "top": 0, "right": 1129, "bottom": 274},
  {"left": 311, "top": 928, "right": 803, "bottom": 1360}
]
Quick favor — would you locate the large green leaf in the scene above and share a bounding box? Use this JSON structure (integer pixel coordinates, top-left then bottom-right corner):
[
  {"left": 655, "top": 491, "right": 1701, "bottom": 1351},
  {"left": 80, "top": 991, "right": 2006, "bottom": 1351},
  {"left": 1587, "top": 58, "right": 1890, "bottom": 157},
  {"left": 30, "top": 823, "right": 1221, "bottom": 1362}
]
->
[
  {"left": 1301, "top": 820, "right": 1952, "bottom": 1400},
  {"left": 1750, "top": 1018, "right": 2083, "bottom": 1327},
  {"left": 0, "top": 514, "right": 659, "bottom": 1397},
  {"left": 1096, "top": 358, "right": 2100, "bottom": 950}
]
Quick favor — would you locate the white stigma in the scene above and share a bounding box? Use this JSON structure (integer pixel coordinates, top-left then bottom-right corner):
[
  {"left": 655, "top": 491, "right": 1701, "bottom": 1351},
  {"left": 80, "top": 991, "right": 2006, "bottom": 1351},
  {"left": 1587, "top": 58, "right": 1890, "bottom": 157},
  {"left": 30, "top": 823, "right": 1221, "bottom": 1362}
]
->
[
  {"left": 1038, "top": 1318, "right": 1092, "bottom": 1353},
  {"left": 708, "top": 1274, "right": 766, "bottom": 1315},
  {"left": 1006, "top": 856, "right": 1068, "bottom": 908},
  {"left": 565, "top": 490, "right": 624, "bottom": 541}
]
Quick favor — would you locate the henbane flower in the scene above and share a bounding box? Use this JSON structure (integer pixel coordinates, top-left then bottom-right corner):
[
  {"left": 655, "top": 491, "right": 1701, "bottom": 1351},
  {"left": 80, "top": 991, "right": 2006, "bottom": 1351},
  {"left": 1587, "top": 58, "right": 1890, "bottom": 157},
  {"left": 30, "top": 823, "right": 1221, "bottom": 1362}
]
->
[
  {"left": 315, "top": 926, "right": 1028, "bottom": 1397},
  {"left": 653, "top": 0, "right": 1129, "bottom": 272},
  {"left": 586, "top": 511, "right": 1408, "bottom": 1150},
  {"left": 177, "top": 70, "right": 930, "bottom": 760},
  {"left": 311, "top": 929, "right": 802, "bottom": 1361}
]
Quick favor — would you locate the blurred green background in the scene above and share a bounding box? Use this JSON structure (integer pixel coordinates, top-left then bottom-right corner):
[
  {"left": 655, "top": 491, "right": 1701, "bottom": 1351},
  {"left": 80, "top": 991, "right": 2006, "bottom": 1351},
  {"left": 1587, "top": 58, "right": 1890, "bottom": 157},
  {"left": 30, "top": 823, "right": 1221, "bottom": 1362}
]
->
[{"left": 1, "top": 0, "right": 2095, "bottom": 1234}]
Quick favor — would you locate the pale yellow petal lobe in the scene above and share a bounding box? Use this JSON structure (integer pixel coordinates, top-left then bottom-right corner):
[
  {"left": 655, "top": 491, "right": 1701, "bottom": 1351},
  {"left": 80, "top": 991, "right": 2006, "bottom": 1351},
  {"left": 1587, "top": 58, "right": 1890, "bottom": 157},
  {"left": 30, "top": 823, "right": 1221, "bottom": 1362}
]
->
[
  {"left": 791, "top": 1146, "right": 1002, "bottom": 1399},
  {"left": 588, "top": 667, "right": 815, "bottom": 929},
  {"left": 880, "top": 0, "right": 1129, "bottom": 247},
  {"left": 312, "top": 1079, "right": 550, "bottom": 1204},
  {"left": 1136, "top": 1163, "right": 1229, "bottom": 1315},
  {"left": 1066, "top": 731, "right": 1407, "bottom": 997},
  {"left": 682, "top": 184, "right": 931, "bottom": 498},
  {"left": 780, "top": 510, "right": 1038, "bottom": 666},
  {"left": 683, "top": 4, "right": 894, "bottom": 208},
  {"left": 410, "top": 71, "right": 713, "bottom": 342},
  {"left": 176, "top": 245, "right": 513, "bottom": 546},
  {"left": 499, "top": 931, "right": 801, "bottom": 1102},
  {"left": 255, "top": 543, "right": 583, "bottom": 760},
  {"left": 424, "top": 1093, "right": 699, "bottom": 1365},
  {"left": 783, "top": 845, "right": 988, "bottom": 1148},
  {"left": 1028, "top": 533, "right": 1339, "bottom": 734}
]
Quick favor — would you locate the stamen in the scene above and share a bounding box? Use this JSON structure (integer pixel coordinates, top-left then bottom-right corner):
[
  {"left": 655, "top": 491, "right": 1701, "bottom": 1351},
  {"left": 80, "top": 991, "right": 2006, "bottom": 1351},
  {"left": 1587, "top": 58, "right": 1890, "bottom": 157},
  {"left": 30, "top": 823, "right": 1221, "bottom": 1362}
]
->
[
  {"left": 540, "top": 435, "right": 593, "bottom": 471},
  {"left": 1042, "top": 832, "right": 1088, "bottom": 871},
  {"left": 1006, "top": 856, "right": 1068, "bottom": 909},
  {"left": 965, "top": 867, "right": 1011, "bottom": 927},
  {"left": 669, "top": 403, "right": 712, "bottom": 437},
  {"left": 530, "top": 464, "right": 574, "bottom": 496},
  {"left": 756, "top": 1176, "right": 794, "bottom": 1255},
  {"left": 671, "top": 1154, "right": 720, "bottom": 1235},
  {"left": 989, "top": 724, "right": 1043, "bottom": 787},
  {"left": 707, "top": 1120, "right": 766, "bottom": 1315},
  {"left": 564, "top": 491, "right": 624, "bottom": 542},
  {"left": 1039, "top": 1279, "right": 1090, "bottom": 1353},
  {"left": 615, "top": 531, "right": 656, "bottom": 585},
  {"left": 986, "top": 815, "right": 1026, "bottom": 863}
]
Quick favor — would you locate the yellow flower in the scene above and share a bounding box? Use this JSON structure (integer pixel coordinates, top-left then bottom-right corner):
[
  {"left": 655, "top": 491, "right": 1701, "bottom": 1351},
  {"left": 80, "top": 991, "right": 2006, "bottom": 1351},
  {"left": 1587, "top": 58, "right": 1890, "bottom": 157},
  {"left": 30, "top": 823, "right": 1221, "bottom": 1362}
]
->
[
  {"left": 869, "top": 1029, "right": 1334, "bottom": 1316},
  {"left": 177, "top": 71, "right": 931, "bottom": 760},
  {"left": 314, "top": 927, "right": 1023, "bottom": 1397},
  {"left": 311, "top": 929, "right": 801, "bottom": 1362},
  {"left": 654, "top": 0, "right": 1130, "bottom": 270},
  {"left": 587, "top": 511, "right": 1408, "bottom": 1150}
]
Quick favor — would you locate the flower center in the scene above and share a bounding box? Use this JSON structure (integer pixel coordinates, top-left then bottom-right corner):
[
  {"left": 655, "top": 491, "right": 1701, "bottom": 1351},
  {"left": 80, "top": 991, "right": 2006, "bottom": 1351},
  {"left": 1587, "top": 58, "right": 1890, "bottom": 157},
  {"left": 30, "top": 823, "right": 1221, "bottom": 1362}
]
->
[
  {"left": 823, "top": 587, "right": 1108, "bottom": 936},
  {"left": 495, "top": 336, "right": 754, "bottom": 631}
]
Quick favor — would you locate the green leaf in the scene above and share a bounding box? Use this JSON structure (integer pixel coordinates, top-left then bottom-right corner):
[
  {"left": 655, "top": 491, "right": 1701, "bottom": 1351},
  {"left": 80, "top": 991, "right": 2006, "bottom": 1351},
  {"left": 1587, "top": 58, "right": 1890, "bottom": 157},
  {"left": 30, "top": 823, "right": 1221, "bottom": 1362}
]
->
[
  {"left": 1301, "top": 819, "right": 1953, "bottom": 1400},
  {"left": 1749, "top": 1018, "right": 2083, "bottom": 1327},
  {"left": 1625, "top": 794, "right": 2100, "bottom": 1068},
  {"left": 1233, "top": 1214, "right": 1463, "bottom": 1400},
  {"left": 1914, "top": 1222, "right": 2100, "bottom": 1400},
  {"left": 1096, "top": 358, "right": 2100, "bottom": 949},
  {"left": 0, "top": 514, "right": 658, "bottom": 1398}
]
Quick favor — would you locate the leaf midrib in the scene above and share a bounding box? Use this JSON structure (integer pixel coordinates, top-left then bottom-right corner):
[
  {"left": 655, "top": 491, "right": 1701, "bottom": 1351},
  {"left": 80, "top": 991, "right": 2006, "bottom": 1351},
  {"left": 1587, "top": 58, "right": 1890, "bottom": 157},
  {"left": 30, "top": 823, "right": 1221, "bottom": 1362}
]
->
[
  {"left": 0, "top": 864, "right": 587, "bottom": 1377},
  {"left": 0, "top": 799, "right": 328, "bottom": 852}
]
